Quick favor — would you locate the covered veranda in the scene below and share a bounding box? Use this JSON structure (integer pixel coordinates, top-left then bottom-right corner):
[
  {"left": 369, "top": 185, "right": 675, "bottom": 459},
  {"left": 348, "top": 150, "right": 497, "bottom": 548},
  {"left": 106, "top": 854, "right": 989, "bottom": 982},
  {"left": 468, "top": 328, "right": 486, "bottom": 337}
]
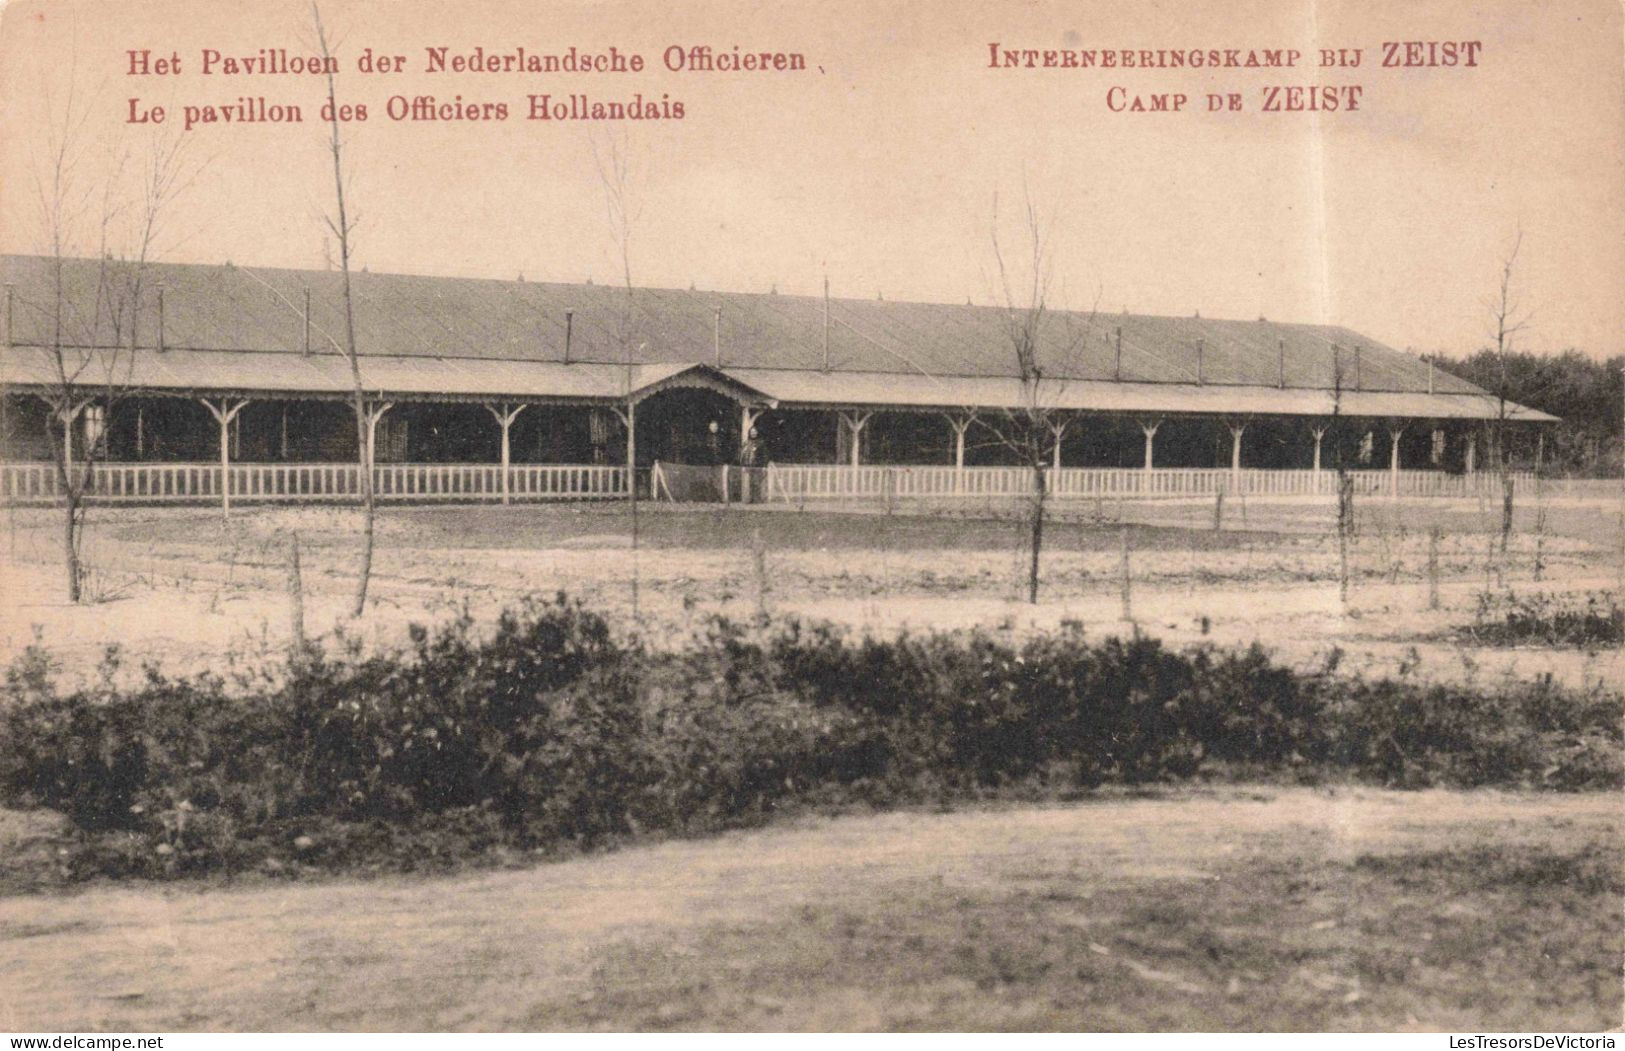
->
[
  {"left": 1, "top": 375, "right": 1547, "bottom": 508},
  {"left": 0, "top": 353, "right": 783, "bottom": 506}
]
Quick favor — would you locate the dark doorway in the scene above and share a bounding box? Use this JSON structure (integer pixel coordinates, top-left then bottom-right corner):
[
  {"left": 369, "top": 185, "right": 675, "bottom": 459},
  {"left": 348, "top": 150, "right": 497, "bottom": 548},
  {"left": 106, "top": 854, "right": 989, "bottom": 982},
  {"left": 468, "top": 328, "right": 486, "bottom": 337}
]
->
[{"left": 634, "top": 386, "right": 740, "bottom": 466}]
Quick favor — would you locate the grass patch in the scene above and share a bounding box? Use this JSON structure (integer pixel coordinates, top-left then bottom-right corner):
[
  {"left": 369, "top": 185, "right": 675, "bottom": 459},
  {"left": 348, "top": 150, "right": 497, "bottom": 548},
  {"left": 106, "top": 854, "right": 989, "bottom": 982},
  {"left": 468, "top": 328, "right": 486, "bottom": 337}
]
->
[
  {"left": 1353, "top": 842, "right": 1622, "bottom": 896},
  {"left": 540, "top": 838, "right": 1623, "bottom": 1031},
  {"left": 1, "top": 790, "right": 1616, "bottom": 1030}
]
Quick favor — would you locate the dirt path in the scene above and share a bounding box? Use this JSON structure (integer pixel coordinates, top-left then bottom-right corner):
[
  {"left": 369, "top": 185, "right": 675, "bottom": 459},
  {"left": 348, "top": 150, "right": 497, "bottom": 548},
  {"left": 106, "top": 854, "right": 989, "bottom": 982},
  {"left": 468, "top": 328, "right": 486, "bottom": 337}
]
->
[{"left": 2, "top": 788, "right": 1617, "bottom": 1031}]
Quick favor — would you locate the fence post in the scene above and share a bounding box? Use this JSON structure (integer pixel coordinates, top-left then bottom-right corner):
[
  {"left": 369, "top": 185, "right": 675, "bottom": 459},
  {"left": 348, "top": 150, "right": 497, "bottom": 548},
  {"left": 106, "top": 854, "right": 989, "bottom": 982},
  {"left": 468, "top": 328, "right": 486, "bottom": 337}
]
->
[
  {"left": 1427, "top": 525, "right": 1441, "bottom": 610},
  {"left": 751, "top": 525, "right": 769, "bottom": 620},
  {"left": 1533, "top": 504, "right": 1546, "bottom": 582},
  {"left": 1500, "top": 473, "right": 1515, "bottom": 556},
  {"left": 1119, "top": 525, "right": 1133, "bottom": 622},
  {"left": 1337, "top": 473, "right": 1354, "bottom": 608},
  {"left": 287, "top": 532, "right": 306, "bottom": 665}
]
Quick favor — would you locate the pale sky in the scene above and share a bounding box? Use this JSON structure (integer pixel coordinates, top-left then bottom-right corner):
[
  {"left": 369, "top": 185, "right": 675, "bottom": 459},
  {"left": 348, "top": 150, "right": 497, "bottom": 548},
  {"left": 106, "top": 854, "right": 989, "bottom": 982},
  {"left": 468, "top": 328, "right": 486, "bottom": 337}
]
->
[{"left": 2, "top": 0, "right": 1621, "bottom": 360}]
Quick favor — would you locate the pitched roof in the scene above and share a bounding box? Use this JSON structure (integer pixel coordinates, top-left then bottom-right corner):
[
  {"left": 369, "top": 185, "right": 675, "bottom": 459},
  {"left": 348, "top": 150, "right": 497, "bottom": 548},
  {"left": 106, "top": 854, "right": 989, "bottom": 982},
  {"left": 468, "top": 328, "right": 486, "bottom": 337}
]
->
[
  {"left": 725, "top": 368, "right": 1554, "bottom": 421},
  {"left": 0, "top": 346, "right": 779, "bottom": 407},
  {"left": 0, "top": 254, "right": 1554, "bottom": 422}
]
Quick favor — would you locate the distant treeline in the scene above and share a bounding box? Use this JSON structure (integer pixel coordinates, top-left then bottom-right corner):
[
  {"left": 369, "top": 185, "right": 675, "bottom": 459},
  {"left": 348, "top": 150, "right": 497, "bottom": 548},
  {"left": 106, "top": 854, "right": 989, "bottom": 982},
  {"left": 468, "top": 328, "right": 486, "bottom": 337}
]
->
[{"left": 1429, "top": 349, "right": 1624, "bottom": 477}]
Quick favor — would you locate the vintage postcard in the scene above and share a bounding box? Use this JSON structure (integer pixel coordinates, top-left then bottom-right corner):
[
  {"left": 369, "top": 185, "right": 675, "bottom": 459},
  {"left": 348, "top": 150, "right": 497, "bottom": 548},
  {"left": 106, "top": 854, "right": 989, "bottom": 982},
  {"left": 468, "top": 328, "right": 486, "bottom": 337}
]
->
[{"left": 0, "top": 0, "right": 1621, "bottom": 1036}]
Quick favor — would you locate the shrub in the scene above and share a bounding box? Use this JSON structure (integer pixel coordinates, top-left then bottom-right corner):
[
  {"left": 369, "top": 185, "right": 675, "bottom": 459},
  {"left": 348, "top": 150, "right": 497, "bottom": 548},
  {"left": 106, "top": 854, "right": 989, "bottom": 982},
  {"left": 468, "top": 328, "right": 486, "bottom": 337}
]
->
[
  {"left": 1, "top": 595, "right": 648, "bottom": 869},
  {"left": 1465, "top": 591, "right": 1625, "bottom": 648},
  {"left": 1322, "top": 674, "right": 1622, "bottom": 790},
  {"left": 1, "top": 596, "right": 1619, "bottom": 883}
]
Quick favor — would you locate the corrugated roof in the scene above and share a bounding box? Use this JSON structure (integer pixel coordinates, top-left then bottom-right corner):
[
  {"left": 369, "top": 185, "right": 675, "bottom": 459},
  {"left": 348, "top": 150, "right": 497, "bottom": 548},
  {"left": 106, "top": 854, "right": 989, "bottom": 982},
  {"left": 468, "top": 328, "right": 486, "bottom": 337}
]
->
[
  {"left": 728, "top": 369, "right": 1557, "bottom": 421},
  {"left": 0, "top": 254, "right": 1554, "bottom": 422},
  {"left": 0, "top": 345, "right": 778, "bottom": 406}
]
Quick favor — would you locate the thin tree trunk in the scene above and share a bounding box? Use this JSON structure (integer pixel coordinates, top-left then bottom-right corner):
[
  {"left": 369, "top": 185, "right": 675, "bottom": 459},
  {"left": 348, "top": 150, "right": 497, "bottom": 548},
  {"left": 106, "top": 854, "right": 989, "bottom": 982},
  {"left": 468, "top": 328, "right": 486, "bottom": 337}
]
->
[
  {"left": 1427, "top": 525, "right": 1441, "bottom": 610},
  {"left": 1118, "top": 523, "right": 1133, "bottom": 622},
  {"left": 51, "top": 250, "right": 82, "bottom": 604},
  {"left": 313, "top": 3, "right": 375, "bottom": 617},
  {"left": 63, "top": 493, "right": 81, "bottom": 603},
  {"left": 1337, "top": 473, "right": 1353, "bottom": 608},
  {"left": 287, "top": 531, "right": 306, "bottom": 664},
  {"left": 1027, "top": 463, "right": 1045, "bottom": 603},
  {"left": 627, "top": 396, "right": 639, "bottom": 620},
  {"left": 1499, "top": 471, "right": 1514, "bottom": 556}
]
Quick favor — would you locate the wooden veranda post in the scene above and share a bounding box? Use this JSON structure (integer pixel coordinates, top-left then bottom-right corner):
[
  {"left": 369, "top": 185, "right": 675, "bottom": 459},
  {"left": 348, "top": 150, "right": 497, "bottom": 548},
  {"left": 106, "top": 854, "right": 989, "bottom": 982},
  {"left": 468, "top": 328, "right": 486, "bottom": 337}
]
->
[
  {"left": 1049, "top": 417, "right": 1069, "bottom": 472},
  {"left": 627, "top": 400, "right": 636, "bottom": 492},
  {"left": 946, "top": 412, "right": 974, "bottom": 493},
  {"left": 54, "top": 399, "right": 90, "bottom": 489},
  {"left": 839, "top": 410, "right": 872, "bottom": 472},
  {"left": 485, "top": 402, "right": 528, "bottom": 504},
  {"left": 1388, "top": 425, "right": 1404, "bottom": 498},
  {"left": 201, "top": 397, "right": 251, "bottom": 515},
  {"left": 611, "top": 402, "right": 637, "bottom": 497},
  {"left": 1226, "top": 420, "right": 1247, "bottom": 475},
  {"left": 362, "top": 401, "right": 393, "bottom": 484},
  {"left": 1139, "top": 418, "right": 1160, "bottom": 471}
]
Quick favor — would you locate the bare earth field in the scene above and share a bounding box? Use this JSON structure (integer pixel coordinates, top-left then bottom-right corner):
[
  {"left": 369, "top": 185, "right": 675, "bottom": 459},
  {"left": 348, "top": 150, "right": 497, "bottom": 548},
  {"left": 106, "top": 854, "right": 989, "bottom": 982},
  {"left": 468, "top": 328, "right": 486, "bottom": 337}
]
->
[
  {"left": 1, "top": 787, "right": 1618, "bottom": 1032},
  {"left": 1, "top": 494, "right": 1620, "bottom": 1032},
  {"left": 1, "top": 494, "right": 1620, "bottom": 689}
]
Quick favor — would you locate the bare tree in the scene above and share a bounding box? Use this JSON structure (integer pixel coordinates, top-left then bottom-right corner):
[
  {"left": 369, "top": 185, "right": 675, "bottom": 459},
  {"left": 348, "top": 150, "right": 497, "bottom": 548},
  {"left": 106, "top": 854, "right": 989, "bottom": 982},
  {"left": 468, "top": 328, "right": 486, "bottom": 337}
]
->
[
  {"left": 590, "top": 129, "right": 646, "bottom": 617},
  {"left": 1329, "top": 349, "right": 1354, "bottom": 606},
  {"left": 311, "top": 3, "right": 376, "bottom": 617},
  {"left": 985, "top": 189, "right": 1090, "bottom": 604},
  {"left": 21, "top": 74, "right": 188, "bottom": 601},
  {"left": 1482, "top": 228, "right": 1530, "bottom": 555}
]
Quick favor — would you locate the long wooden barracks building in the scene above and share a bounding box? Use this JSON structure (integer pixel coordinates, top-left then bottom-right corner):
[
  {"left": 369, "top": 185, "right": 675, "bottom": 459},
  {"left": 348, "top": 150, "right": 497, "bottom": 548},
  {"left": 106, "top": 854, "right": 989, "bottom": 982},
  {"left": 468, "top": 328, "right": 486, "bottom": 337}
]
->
[{"left": 0, "top": 254, "right": 1552, "bottom": 505}]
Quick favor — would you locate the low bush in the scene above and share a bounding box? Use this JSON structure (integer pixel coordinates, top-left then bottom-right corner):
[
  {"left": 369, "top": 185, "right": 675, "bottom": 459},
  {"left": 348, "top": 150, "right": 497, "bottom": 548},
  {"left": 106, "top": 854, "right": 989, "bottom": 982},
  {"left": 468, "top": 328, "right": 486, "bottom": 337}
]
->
[
  {"left": 1, "top": 595, "right": 1619, "bottom": 881},
  {"left": 1464, "top": 591, "right": 1625, "bottom": 648}
]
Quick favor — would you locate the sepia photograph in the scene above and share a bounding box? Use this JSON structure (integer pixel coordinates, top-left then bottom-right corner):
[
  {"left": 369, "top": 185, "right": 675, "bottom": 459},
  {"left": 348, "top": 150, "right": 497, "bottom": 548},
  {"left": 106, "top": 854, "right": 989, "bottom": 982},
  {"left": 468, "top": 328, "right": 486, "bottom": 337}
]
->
[{"left": 0, "top": 0, "right": 1621, "bottom": 1036}]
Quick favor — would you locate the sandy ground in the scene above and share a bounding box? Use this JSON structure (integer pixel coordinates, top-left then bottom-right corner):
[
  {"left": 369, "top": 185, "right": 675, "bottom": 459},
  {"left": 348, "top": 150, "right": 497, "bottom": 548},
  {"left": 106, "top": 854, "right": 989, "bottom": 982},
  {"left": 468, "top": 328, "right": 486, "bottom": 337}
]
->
[
  {"left": 2, "top": 501, "right": 1620, "bottom": 1032},
  {"left": 1, "top": 786, "right": 1616, "bottom": 1031},
  {"left": 1, "top": 498, "right": 1620, "bottom": 689}
]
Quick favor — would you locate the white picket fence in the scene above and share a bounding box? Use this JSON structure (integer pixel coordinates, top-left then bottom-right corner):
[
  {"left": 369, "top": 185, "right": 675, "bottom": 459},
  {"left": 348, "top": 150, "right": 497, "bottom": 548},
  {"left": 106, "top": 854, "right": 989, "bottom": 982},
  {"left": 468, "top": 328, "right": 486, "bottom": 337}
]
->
[
  {"left": 0, "top": 461, "right": 631, "bottom": 505},
  {"left": 0, "top": 460, "right": 1578, "bottom": 507},
  {"left": 763, "top": 464, "right": 1543, "bottom": 503}
]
